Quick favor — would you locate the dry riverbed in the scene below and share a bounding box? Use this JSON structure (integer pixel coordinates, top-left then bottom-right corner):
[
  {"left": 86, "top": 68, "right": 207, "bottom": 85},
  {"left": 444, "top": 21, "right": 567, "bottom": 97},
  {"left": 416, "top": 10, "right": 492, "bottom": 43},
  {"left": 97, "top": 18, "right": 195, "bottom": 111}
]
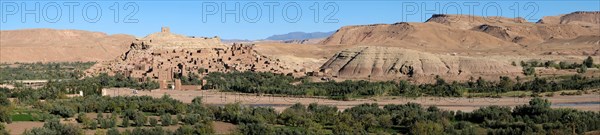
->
[{"left": 104, "top": 88, "right": 600, "bottom": 112}]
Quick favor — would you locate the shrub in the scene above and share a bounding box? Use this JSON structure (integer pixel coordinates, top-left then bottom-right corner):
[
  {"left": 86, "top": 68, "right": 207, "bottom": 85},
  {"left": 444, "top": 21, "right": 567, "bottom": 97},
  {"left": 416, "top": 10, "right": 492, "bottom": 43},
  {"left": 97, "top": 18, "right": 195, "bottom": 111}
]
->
[
  {"left": 410, "top": 121, "right": 444, "bottom": 135},
  {"left": 237, "top": 123, "right": 273, "bottom": 135},
  {"left": 149, "top": 117, "right": 158, "bottom": 127},
  {"left": 122, "top": 117, "right": 129, "bottom": 127},
  {"left": 174, "top": 125, "right": 194, "bottom": 134},
  {"left": 99, "top": 116, "right": 116, "bottom": 129},
  {"left": 523, "top": 66, "right": 536, "bottom": 76},
  {"left": 48, "top": 105, "right": 75, "bottom": 118},
  {"left": 23, "top": 119, "right": 83, "bottom": 135},
  {"left": 577, "top": 65, "right": 587, "bottom": 73},
  {"left": 0, "top": 123, "right": 8, "bottom": 135},
  {"left": 0, "top": 108, "right": 11, "bottom": 124},
  {"left": 583, "top": 56, "right": 594, "bottom": 68},
  {"left": 160, "top": 114, "right": 172, "bottom": 126},
  {"left": 23, "top": 127, "right": 57, "bottom": 135},
  {"left": 88, "top": 121, "right": 97, "bottom": 130},
  {"left": 107, "top": 128, "right": 119, "bottom": 135},
  {"left": 193, "top": 122, "right": 215, "bottom": 134},
  {"left": 176, "top": 114, "right": 183, "bottom": 122},
  {"left": 76, "top": 113, "right": 89, "bottom": 123},
  {"left": 182, "top": 114, "right": 203, "bottom": 125},
  {"left": 133, "top": 112, "right": 147, "bottom": 127}
]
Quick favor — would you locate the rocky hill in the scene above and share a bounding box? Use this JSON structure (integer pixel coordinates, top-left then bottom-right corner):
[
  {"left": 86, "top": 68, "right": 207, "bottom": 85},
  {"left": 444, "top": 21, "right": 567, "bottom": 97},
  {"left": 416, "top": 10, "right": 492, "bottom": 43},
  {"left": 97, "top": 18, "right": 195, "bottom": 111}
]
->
[
  {"left": 0, "top": 29, "right": 135, "bottom": 63},
  {"left": 425, "top": 14, "right": 527, "bottom": 29},
  {"left": 320, "top": 22, "right": 519, "bottom": 52},
  {"left": 531, "top": 35, "right": 600, "bottom": 56},
  {"left": 426, "top": 13, "right": 599, "bottom": 45},
  {"left": 320, "top": 12, "right": 599, "bottom": 54},
  {"left": 319, "top": 46, "right": 521, "bottom": 80}
]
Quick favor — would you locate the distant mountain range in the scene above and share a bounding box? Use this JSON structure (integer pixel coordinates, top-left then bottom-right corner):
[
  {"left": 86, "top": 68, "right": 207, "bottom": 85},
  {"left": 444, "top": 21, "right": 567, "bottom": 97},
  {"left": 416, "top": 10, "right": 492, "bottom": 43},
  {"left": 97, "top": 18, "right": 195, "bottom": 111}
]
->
[
  {"left": 221, "top": 31, "right": 335, "bottom": 44},
  {"left": 265, "top": 31, "right": 335, "bottom": 41}
]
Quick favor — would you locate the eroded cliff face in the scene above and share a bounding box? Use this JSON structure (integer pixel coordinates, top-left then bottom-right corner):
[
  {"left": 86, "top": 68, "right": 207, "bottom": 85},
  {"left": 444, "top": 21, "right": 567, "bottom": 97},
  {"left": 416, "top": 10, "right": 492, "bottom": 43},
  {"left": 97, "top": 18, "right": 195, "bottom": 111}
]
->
[{"left": 319, "top": 46, "right": 521, "bottom": 79}]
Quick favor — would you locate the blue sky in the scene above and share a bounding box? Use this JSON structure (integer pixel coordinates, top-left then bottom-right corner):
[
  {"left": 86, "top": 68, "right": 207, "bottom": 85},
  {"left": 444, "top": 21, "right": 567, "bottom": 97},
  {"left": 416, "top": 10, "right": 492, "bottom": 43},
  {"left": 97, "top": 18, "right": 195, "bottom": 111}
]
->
[{"left": 1, "top": 0, "right": 599, "bottom": 40}]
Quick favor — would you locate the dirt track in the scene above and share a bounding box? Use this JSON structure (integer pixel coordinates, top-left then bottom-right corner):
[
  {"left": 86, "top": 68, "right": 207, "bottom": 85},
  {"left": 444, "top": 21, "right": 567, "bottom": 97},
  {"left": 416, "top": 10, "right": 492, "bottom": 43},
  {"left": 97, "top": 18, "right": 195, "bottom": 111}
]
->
[{"left": 104, "top": 89, "right": 600, "bottom": 112}]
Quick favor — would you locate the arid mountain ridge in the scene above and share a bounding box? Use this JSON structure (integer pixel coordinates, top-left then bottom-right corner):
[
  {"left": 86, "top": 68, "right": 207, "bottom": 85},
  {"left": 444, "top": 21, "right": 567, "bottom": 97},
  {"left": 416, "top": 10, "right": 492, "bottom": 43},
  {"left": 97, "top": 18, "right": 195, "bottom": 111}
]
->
[{"left": 321, "top": 12, "right": 599, "bottom": 53}]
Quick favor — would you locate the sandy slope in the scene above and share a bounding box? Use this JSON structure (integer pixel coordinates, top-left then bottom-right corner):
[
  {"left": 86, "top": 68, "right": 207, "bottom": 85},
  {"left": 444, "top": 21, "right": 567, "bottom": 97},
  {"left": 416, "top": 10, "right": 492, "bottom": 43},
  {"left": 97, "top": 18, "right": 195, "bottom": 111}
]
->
[{"left": 0, "top": 29, "right": 135, "bottom": 63}]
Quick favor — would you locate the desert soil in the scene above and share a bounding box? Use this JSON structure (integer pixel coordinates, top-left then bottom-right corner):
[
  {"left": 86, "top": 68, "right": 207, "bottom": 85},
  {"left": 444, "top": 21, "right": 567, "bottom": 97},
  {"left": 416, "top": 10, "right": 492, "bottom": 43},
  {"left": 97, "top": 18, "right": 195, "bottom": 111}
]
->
[{"left": 5, "top": 122, "right": 44, "bottom": 135}]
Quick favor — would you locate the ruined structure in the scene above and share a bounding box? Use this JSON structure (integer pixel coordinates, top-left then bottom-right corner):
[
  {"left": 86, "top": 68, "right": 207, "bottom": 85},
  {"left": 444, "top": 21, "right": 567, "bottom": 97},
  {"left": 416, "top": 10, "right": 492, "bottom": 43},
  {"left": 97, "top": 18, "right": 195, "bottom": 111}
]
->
[{"left": 87, "top": 27, "right": 304, "bottom": 90}]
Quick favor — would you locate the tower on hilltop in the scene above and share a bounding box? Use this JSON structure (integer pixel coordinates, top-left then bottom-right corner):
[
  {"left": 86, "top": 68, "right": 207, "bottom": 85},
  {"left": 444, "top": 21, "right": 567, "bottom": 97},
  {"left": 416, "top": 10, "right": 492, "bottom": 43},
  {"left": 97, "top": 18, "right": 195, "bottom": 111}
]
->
[{"left": 161, "top": 27, "right": 170, "bottom": 33}]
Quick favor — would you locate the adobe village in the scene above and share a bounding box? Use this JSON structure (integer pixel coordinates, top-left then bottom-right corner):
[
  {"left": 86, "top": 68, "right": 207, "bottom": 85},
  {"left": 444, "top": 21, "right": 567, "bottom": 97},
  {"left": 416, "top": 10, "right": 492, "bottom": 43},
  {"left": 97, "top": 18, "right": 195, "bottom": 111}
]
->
[{"left": 1, "top": 11, "right": 599, "bottom": 134}]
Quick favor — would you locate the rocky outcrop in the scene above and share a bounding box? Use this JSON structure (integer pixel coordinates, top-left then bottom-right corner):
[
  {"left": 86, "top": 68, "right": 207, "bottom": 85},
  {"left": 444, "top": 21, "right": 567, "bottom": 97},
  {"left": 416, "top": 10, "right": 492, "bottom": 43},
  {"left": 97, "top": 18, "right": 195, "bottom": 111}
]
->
[
  {"left": 474, "top": 24, "right": 511, "bottom": 40},
  {"left": 426, "top": 14, "right": 526, "bottom": 29},
  {"left": 538, "top": 11, "right": 600, "bottom": 25},
  {"left": 319, "top": 47, "right": 521, "bottom": 79}
]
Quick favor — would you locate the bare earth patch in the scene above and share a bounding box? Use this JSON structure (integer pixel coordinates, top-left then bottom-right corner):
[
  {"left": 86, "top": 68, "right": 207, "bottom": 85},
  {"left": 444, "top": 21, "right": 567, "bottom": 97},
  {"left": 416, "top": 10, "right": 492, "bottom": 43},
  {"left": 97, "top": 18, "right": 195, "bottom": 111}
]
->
[
  {"left": 6, "top": 121, "right": 44, "bottom": 135},
  {"left": 213, "top": 121, "right": 236, "bottom": 134}
]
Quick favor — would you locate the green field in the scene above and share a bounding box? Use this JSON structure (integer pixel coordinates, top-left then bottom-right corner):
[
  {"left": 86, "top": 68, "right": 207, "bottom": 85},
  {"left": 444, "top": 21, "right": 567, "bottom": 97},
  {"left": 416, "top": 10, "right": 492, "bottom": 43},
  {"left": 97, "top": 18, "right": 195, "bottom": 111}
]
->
[{"left": 11, "top": 113, "right": 34, "bottom": 121}]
